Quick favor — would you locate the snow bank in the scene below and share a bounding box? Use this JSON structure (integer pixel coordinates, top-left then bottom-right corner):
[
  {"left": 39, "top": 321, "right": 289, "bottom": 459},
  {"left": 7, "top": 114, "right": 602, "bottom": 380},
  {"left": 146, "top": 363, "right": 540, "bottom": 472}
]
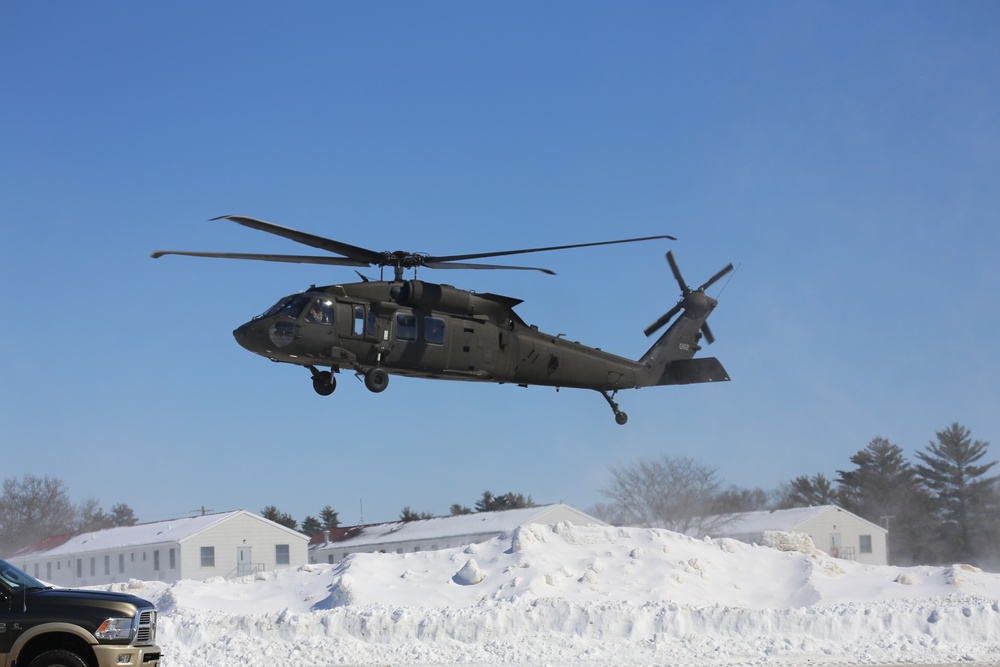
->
[{"left": 107, "top": 523, "right": 1000, "bottom": 666}]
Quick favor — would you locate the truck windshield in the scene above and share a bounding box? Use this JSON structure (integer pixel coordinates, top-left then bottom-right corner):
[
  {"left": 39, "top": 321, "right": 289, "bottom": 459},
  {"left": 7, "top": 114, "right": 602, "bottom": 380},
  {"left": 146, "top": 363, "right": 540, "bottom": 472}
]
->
[{"left": 0, "top": 558, "right": 47, "bottom": 591}]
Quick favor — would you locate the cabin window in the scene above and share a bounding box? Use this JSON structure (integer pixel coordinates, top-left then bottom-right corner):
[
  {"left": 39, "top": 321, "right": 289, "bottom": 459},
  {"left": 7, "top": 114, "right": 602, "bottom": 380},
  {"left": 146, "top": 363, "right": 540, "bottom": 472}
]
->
[
  {"left": 354, "top": 306, "right": 365, "bottom": 335},
  {"left": 201, "top": 546, "right": 215, "bottom": 567},
  {"left": 859, "top": 535, "right": 872, "bottom": 553},
  {"left": 367, "top": 310, "right": 377, "bottom": 336},
  {"left": 276, "top": 544, "right": 290, "bottom": 565},
  {"left": 305, "top": 298, "right": 334, "bottom": 325},
  {"left": 396, "top": 313, "right": 417, "bottom": 341},
  {"left": 425, "top": 317, "right": 446, "bottom": 345}
]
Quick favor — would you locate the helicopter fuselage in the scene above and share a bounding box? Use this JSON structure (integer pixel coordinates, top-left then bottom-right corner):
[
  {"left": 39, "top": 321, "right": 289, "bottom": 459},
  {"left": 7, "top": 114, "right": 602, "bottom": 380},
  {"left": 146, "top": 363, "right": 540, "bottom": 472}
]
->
[{"left": 233, "top": 279, "right": 645, "bottom": 392}]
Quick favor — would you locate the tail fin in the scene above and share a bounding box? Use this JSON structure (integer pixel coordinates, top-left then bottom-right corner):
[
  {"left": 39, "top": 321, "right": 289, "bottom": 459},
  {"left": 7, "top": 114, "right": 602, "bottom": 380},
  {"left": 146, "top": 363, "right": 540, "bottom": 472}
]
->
[{"left": 635, "top": 251, "right": 732, "bottom": 388}]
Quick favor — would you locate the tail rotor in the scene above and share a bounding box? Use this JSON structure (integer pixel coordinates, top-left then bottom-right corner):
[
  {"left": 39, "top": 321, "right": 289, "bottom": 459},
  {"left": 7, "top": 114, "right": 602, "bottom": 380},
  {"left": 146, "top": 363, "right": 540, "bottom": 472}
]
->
[{"left": 644, "top": 251, "right": 733, "bottom": 341}]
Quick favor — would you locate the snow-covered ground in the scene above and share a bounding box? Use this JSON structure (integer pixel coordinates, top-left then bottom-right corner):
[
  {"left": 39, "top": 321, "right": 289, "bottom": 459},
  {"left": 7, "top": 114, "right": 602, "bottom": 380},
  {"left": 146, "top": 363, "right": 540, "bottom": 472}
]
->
[{"left": 107, "top": 523, "right": 1000, "bottom": 666}]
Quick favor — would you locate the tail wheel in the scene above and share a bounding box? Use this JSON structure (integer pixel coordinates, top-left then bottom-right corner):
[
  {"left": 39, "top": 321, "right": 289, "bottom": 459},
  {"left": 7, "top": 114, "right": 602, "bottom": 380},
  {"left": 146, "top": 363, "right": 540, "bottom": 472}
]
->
[{"left": 365, "top": 368, "right": 389, "bottom": 393}]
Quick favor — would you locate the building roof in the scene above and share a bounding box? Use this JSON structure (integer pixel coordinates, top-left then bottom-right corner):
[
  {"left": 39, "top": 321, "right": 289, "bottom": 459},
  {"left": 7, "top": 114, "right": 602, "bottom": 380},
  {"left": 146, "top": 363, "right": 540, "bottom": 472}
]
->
[
  {"left": 311, "top": 504, "right": 604, "bottom": 551},
  {"left": 10, "top": 509, "right": 306, "bottom": 559},
  {"left": 715, "top": 505, "right": 887, "bottom": 537}
]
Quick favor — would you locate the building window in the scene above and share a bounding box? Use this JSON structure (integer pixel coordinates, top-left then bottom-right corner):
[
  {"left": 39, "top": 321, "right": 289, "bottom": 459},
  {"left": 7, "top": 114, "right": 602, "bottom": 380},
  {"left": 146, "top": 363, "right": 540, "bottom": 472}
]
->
[
  {"left": 859, "top": 535, "right": 873, "bottom": 554},
  {"left": 47, "top": 562, "right": 52, "bottom": 579},
  {"left": 153, "top": 550, "right": 160, "bottom": 570},
  {"left": 170, "top": 548, "right": 176, "bottom": 569},
  {"left": 90, "top": 557, "right": 96, "bottom": 576},
  {"left": 201, "top": 546, "right": 215, "bottom": 567},
  {"left": 276, "top": 544, "right": 290, "bottom": 565},
  {"left": 119, "top": 554, "right": 125, "bottom": 573},
  {"left": 104, "top": 555, "right": 110, "bottom": 575}
]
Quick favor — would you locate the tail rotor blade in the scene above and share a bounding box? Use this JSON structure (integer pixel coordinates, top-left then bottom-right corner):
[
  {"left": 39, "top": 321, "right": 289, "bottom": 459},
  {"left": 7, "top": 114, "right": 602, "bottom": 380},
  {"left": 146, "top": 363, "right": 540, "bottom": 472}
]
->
[
  {"left": 666, "top": 251, "right": 688, "bottom": 294},
  {"left": 644, "top": 303, "right": 683, "bottom": 337},
  {"left": 698, "top": 263, "right": 734, "bottom": 292},
  {"left": 701, "top": 323, "right": 716, "bottom": 345}
]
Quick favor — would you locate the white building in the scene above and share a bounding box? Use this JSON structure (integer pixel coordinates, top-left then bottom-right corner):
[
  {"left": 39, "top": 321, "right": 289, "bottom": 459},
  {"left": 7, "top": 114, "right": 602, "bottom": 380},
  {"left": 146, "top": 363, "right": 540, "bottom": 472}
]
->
[
  {"left": 310, "top": 504, "right": 606, "bottom": 563},
  {"left": 703, "top": 505, "right": 888, "bottom": 566},
  {"left": 8, "top": 510, "right": 309, "bottom": 586}
]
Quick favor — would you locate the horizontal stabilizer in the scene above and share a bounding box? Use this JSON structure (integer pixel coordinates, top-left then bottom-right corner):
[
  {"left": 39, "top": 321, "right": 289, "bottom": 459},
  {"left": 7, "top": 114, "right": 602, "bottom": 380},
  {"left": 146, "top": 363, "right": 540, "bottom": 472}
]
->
[{"left": 653, "top": 357, "right": 730, "bottom": 386}]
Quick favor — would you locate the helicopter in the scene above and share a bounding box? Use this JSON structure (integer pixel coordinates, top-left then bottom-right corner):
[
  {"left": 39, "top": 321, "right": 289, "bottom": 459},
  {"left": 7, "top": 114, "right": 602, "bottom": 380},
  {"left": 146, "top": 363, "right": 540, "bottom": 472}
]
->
[{"left": 152, "top": 215, "right": 733, "bottom": 424}]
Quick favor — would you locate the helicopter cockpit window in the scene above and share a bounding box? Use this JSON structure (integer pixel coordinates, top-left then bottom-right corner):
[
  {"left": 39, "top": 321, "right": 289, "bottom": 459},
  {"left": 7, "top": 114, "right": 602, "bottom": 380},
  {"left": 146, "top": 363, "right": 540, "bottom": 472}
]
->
[
  {"left": 396, "top": 313, "right": 417, "bottom": 342},
  {"left": 305, "top": 298, "right": 334, "bottom": 325},
  {"left": 261, "top": 297, "right": 292, "bottom": 318},
  {"left": 424, "top": 316, "right": 446, "bottom": 345},
  {"left": 263, "top": 294, "right": 309, "bottom": 320}
]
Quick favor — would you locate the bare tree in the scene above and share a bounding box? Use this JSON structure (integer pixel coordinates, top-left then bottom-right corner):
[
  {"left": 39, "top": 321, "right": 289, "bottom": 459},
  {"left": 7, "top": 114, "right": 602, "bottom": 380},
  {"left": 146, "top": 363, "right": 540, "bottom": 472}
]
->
[
  {"left": 0, "top": 474, "right": 76, "bottom": 556},
  {"left": 600, "top": 455, "right": 734, "bottom": 535}
]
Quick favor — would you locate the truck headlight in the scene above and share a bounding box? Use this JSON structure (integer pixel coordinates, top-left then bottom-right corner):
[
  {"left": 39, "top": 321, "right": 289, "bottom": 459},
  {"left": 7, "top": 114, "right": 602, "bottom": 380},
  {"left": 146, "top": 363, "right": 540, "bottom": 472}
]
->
[{"left": 95, "top": 617, "right": 134, "bottom": 641}]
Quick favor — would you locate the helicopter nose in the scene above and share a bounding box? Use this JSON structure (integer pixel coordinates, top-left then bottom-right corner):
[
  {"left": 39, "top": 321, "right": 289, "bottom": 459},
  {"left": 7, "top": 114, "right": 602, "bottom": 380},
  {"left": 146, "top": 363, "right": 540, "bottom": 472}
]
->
[{"left": 233, "top": 321, "right": 262, "bottom": 353}]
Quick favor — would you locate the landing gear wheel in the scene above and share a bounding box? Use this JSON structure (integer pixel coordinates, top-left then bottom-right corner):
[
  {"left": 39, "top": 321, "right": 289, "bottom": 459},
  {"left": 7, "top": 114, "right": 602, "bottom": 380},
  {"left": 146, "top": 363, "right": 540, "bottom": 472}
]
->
[
  {"left": 28, "top": 650, "right": 89, "bottom": 667},
  {"left": 365, "top": 368, "right": 389, "bottom": 393},
  {"left": 600, "top": 389, "right": 629, "bottom": 426},
  {"left": 312, "top": 370, "right": 336, "bottom": 396}
]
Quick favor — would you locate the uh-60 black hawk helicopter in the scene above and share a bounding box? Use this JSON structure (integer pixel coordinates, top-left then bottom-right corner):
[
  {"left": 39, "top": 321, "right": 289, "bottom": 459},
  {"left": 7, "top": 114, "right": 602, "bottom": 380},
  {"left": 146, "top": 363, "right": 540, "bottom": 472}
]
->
[{"left": 152, "top": 215, "right": 733, "bottom": 424}]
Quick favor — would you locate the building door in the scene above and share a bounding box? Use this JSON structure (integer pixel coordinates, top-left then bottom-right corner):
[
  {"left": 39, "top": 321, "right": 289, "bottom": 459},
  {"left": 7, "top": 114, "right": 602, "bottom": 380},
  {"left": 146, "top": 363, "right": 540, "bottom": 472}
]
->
[
  {"left": 237, "top": 547, "right": 253, "bottom": 576},
  {"left": 829, "top": 533, "right": 842, "bottom": 558}
]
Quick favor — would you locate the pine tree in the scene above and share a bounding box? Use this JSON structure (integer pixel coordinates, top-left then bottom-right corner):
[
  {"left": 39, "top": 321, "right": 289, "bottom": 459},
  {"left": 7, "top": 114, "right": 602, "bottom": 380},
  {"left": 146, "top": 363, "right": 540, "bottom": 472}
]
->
[
  {"left": 260, "top": 505, "right": 297, "bottom": 530},
  {"left": 836, "top": 437, "right": 935, "bottom": 564},
  {"left": 778, "top": 473, "right": 838, "bottom": 508},
  {"left": 915, "top": 423, "right": 999, "bottom": 564},
  {"left": 474, "top": 491, "right": 535, "bottom": 512},
  {"left": 319, "top": 505, "right": 340, "bottom": 530},
  {"left": 110, "top": 503, "right": 138, "bottom": 527},
  {"left": 301, "top": 516, "right": 323, "bottom": 536}
]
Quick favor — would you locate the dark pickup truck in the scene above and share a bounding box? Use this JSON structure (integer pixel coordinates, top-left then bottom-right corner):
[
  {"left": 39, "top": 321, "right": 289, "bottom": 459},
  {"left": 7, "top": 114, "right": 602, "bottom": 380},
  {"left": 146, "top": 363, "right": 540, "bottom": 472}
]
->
[{"left": 0, "top": 558, "right": 162, "bottom": 667}]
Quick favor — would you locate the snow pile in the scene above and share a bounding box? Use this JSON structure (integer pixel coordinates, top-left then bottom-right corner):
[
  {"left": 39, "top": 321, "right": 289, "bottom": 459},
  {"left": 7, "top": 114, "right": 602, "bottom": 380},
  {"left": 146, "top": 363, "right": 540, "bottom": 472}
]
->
[{"left": 108, "top": 523, "right": 1000, "bottom": 666}]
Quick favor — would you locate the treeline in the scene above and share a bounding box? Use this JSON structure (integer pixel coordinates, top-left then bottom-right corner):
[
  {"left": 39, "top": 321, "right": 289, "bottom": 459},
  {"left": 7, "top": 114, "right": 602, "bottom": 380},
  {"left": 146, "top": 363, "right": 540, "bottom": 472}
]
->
[
  {"left": 0, "top": 475, "right": 137, "bottom": 557},
  {"left": 262, "top": 490, "right": 536, "bottom": 534},
  {"left": 5, "top": 423, "right": 996, "bottom": 570},
  {"left": 593, "top": 423, "right": 999, "bottom": 568}
]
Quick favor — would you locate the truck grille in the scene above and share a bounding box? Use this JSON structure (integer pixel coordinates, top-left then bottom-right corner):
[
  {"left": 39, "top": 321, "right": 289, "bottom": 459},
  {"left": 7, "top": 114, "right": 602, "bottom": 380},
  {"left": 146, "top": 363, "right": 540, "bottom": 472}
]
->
[{"left": 133, "top": 608, "right": 157, "bottom": 645}]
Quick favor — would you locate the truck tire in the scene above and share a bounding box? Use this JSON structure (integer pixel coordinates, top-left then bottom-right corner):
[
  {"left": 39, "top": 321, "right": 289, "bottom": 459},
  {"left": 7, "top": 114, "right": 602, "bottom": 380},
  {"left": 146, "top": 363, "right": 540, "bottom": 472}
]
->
[{"left": 28, "top": 650, "right": 89, "bottom": 667}]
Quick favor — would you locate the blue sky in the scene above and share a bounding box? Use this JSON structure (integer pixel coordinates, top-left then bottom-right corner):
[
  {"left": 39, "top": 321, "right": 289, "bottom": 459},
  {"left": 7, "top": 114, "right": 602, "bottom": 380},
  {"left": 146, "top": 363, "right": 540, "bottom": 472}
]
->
[{"left": 2, "top": 2, "right": 998, "bottom": 528}]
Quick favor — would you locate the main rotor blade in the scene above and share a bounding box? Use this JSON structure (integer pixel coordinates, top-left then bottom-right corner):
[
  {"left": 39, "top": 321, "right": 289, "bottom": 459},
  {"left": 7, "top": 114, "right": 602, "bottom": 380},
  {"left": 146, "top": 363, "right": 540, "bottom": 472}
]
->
[
  {"left": 643, "top": 302, "right": 683, "bottom": 337},
  {"left": 425, "top": 261, "right": 555, "bottom": 275},
  {"left": 427, "top": 234, "right": 677, "bottom": 264},
  {"left": 213, "top": 215, "right": 383, "bottom": 264},
  {"left": 150, "top": 250, "right": 369, "bottom": 266},
  {"left": 698, "top": 263, "right": 735, "bottom": 292}
]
